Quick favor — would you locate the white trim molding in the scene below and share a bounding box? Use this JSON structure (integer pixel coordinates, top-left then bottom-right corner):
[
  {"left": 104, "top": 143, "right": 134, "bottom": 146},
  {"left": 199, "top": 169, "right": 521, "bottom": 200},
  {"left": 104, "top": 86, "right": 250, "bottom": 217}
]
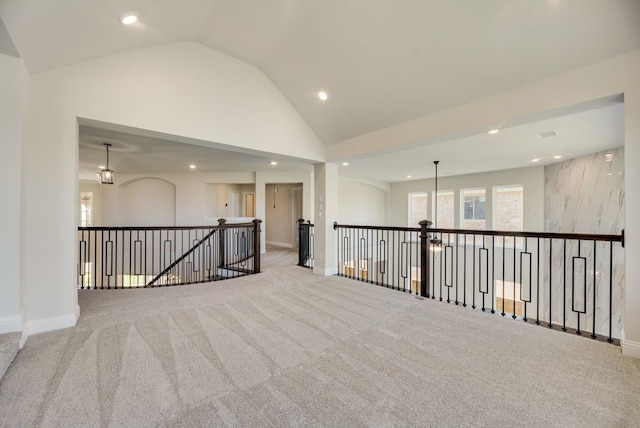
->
[
  {"left": 266, "top": 241, "right": 294, "bottom": 249},
  {"left": 20, "top": 312, "right": 78, "bottom": 349},
  {"left": 313, "top": 266, "right": 338, "bottom": 276},
  {"left": 621, "top": 339, "right": 640, "bottom": 359},
  {"left": 0, "top": 315, "right": 23, "bottom": 334}
]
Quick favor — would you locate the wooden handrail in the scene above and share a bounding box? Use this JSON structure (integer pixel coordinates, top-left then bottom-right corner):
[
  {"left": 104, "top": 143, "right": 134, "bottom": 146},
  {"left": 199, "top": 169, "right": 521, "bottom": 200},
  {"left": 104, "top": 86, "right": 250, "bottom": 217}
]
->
[{"left": 333, "top": 222, "right": 624, "bottom": 243}]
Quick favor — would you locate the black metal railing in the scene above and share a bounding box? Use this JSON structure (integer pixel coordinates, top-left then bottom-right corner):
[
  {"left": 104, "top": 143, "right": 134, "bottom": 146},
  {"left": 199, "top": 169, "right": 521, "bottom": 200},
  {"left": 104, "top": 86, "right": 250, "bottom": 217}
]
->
[
  {"left": 334, "top": 221, "right": 625, "bottom": 343},
  {"left": 77, "top": 219, "right": 261, "bottom": 289},
  {"left": 297, "top": 219, "right": 314, "bottom": 269}
]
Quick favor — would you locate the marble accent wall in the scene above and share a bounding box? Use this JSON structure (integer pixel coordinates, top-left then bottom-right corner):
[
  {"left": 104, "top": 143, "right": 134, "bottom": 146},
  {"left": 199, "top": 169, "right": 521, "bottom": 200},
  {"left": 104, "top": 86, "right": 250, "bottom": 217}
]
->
[{"left": 544, "top": 147, "right": 625, "bottom": 338}]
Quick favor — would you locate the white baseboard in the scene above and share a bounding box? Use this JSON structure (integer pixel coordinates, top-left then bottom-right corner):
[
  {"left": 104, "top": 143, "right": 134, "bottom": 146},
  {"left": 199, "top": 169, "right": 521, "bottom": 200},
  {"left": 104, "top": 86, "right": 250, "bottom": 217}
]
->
[
  {"left": 20, "top": 312, "right": 78, "bottom": 349},
  {"left": 266, "top": 241, "right": 294, "bottom": 249},
  {"left": 621, "top": 339, "right": 640, "bottom": 359},
  {"left": 0, "top": 315, "right": 23, "bottom": 334},
  {"left": 313, "top": 266, "right": 338, "bottom": 276}
]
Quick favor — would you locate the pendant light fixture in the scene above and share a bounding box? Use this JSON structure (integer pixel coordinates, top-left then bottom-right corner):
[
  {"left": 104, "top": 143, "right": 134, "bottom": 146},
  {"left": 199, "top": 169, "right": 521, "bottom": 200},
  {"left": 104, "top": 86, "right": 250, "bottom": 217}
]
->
[
  {"left": 100, "top": 143, "right": 114, "bottom": 184},
  {"left": 430, "top": 160, "right": 442, "bottom": 249}
]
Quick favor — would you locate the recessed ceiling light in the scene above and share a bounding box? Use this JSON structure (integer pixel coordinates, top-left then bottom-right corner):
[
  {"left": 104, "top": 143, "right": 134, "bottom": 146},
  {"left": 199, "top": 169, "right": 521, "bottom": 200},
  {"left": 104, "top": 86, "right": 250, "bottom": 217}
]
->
[
  {"left": 119, "top": 13, "right": 138, "bottom": 25},
  {"left": 607, "top": 173, "right": 612, "bottom": 176},
  {"left": 270, "top": 161, "right": 278, "bottom": 166},
  {"left": 553, "top": 155, "right": 562, "bottom": 159},
  {"left": 342, "top": 162, "right": 349, "bottom": 166},
  {"left": 407, "top": 175, "right": 412, "bottom": 179},
  {"left": 538, "top": 130, "right": 558, "bottom": 138},
  {"left": 531, "top": 158, "right": 541, "bottom": 162},
  {"left": 188, "top": 164, "right": 196, "bottom": 169},
  {"left": 488, "top": 129, "right": 499, "bottom": 134},
  {"left": 98, "top": 165, "right": 106, "bottom": 170},
  {"left": 318, "top": 91, "right": 328, "bottom": 101}
]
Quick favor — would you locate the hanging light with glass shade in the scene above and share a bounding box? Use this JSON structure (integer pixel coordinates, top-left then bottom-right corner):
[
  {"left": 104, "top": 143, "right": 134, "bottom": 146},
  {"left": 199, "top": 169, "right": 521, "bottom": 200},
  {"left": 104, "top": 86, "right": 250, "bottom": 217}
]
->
[{"left": 100, "top": 143, "right": 114, "bottom": 184}]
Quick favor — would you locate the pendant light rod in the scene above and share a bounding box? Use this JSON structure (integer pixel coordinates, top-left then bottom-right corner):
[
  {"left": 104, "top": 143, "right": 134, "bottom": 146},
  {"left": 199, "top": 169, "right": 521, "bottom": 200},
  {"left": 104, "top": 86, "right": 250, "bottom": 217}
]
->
[
  {"left": 433, "top": 160, "right": 439, "bottom": 228},
  {"left": 430, "top": 160, "right": 442, "bottom": 248},
  {"left": 104, "top": 143, "right": 111, "bottom": 168}
]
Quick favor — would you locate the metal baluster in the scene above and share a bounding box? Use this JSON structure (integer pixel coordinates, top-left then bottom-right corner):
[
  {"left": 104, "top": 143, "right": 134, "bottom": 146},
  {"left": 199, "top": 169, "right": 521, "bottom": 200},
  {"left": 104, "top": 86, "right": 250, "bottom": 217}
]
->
[
  {"left": 563, "top": 239, "right": 567, "bottom": 331},
  {"left": 608, "top": 241, "right": 613, "bottom": 343},
  {"left": 491, "top": 236, "right": 495, "bottom": 314},
  {"left": 536, "top": 238, "right": 540, "bottom": 325},
  {"left": 548, "top": 239, "right": 553, "bottom": 328},
  {"left": 472, "top": 234, "right": 476, "bottom": 309},
  {"left": 501, "top": 236, "right": 505, "bottom": 317},
  {"left": 462, "top": 232, "right": 466, "bottom": 307},
  {"left": 512, "top": 236, "right": 516, "bottom": 319},
  {"left": 591, "top": 240, "right": 597, "bottom": 339}
]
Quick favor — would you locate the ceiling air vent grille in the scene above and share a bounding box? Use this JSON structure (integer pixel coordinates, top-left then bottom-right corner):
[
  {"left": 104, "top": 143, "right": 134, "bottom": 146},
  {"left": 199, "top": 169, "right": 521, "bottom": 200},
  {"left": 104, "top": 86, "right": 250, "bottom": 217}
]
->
[{"left": 538, "top": 130, "right": 558, "bottom": 138}]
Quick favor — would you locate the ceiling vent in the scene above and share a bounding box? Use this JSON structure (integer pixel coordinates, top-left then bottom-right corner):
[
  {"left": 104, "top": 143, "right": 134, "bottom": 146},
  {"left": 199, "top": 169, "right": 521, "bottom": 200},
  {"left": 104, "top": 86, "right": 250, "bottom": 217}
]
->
[{"left": 538, "top": 130, "right": 558, "bottom": 138}]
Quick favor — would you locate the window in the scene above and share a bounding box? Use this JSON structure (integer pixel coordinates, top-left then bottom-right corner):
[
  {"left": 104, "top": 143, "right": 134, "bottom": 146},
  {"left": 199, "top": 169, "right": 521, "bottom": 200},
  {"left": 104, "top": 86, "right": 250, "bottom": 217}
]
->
[
  {"left": 461, "top": 188, "right": 486, "bottom": 230},
  {"left": 433, "top": 190, "right": 454, "bottom": 229},
  {"left": 80, "top": 192, "right": 93, "bottom": 227},
  {"left": 494, "top": 185, "right": 523, "bottom": 247},
  {"left": 464, "top": 195, "right": 485, "bottom": 220},
  {"left": 493, "top": 186, "right": 523, "bottom": 231},
  {"left": 408, "top": 192, "right": 428, "bottom": 226}
]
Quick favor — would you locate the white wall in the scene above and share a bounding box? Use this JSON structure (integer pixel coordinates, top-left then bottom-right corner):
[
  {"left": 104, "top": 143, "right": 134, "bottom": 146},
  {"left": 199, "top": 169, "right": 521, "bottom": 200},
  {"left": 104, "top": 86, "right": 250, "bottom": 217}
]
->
[
  {"left": 96, "top": 169, "right": 311, "bottom": 254},
  {"left": 390, "top": 166, "right": 545, "bottom": 231},
  {"left": 313, "top": 163, "right": 339, "bottom": 276},
  {"left": 19, "top": 41, "right": 324, "bottom": 339},
  {"left": 118, "top": 177, "right": 176, "bottom": 226},
  {"left": 265, "top": 183, "right": 300, "bottom": 248},
  {"left": 255, "top": 169, "right": 314, "bottom": 253},
  {"left": 624, "top": 86, "right": 640, "bottom": 357},
  {"left": 204, "top": 183, "right": 255, "bottom": 218},
  {"left": 338, "top": 178, "right": 389, "bottom": 226},
  {"left": 0, "top": 54, "right": 25, "bottom": 333}
]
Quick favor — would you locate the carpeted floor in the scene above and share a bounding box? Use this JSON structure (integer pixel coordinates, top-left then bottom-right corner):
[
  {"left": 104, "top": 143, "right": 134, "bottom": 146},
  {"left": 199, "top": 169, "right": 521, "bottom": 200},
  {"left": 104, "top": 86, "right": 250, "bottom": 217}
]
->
[
  {"left": 0, "top": 332, "right": 20, "bottom": 381},
  {"left": 1, "top": 248, "right": 639, "bottom": 427}
]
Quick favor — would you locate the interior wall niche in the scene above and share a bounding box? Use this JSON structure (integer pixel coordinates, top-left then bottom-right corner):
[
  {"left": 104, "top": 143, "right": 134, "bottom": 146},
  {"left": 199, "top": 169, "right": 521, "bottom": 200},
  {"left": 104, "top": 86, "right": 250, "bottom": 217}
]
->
[
  {"left": 118, "top": 177, "right": 176, "bottom": 226},
  {"left": 204, "top": 183, "right": 256, "bottom": 218}
]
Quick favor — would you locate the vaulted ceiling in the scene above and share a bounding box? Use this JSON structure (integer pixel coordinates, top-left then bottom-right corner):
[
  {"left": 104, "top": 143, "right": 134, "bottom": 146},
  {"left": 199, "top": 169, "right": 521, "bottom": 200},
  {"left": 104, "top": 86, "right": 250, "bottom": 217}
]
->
[{"left": 1, "top": 0, "right": 638, "bottom": 179}]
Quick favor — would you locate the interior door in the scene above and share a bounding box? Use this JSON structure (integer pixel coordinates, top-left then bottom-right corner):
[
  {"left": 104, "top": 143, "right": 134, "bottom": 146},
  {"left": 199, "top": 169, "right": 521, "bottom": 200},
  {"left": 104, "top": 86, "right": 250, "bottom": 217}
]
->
[
  {"left": 229, "top": 191, "right": 239, "bottom": 217},
  {"left": 245, "top": 193, "right": 255, "bottom": 217}
]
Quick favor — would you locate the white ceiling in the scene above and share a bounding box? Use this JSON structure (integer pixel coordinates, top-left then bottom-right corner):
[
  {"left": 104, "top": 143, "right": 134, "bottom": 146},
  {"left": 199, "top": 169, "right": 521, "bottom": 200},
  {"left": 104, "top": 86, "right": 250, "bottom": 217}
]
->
[
  {"left": 1, "top": 1, "right": 637, "bottom": 182},
  {"left": 78, "top": 101, "right": 623, "bottom": 182},
  {"left": 78, "top": 125, "right": 313, "bottom": 178},
  {"left": 342, "top": 102, "right": 625, "bottom": 182}
]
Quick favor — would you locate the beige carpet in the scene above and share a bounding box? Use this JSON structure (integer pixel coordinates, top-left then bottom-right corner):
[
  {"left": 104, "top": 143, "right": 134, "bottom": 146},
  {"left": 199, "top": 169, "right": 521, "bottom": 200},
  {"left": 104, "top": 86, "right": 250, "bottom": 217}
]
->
[
  {"left": 0, "top": 332, "right": 20, "bottom": 381},
  {"left": 1, "top": 248, "right": 639, "bottom": 427}
]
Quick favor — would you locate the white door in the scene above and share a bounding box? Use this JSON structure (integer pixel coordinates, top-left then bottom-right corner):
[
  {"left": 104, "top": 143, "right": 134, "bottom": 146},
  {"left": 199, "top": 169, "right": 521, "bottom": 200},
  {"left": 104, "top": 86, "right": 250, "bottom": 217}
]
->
[
  {"left": 229, "top": 191, "right": 239, "bottom": 217},
  {"left": 244, "top": 193, "right": 255, "bottom": 217}
]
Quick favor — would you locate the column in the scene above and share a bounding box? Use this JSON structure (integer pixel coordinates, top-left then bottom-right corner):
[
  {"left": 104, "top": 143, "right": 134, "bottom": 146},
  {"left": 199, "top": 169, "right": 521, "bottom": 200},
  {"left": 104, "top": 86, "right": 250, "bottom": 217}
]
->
[
  {"left": 623, "top": 90, "right": 640, "bottom": 358},
  {"left": 313, "top": 163, "right": 339, "bottom": 276}
]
